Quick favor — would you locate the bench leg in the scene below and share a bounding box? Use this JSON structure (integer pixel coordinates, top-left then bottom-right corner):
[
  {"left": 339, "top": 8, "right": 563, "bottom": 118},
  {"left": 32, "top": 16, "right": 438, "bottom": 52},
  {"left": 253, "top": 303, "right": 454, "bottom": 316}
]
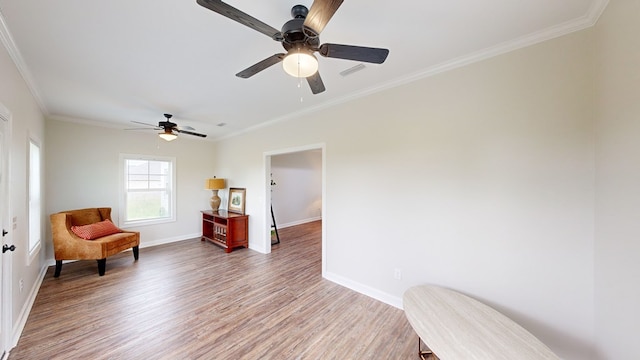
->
[
  {"left": 97, "top": 258, "right": 106, "bottom": 276},
  {"left": 419, "top": 337, "right": 434, "bottom": 360},
  {"left": 132, "top": 245, "right": 139, "bottom": 260},
  {"left": 54, "top": 260, "right": 62, "bottom": 278}
]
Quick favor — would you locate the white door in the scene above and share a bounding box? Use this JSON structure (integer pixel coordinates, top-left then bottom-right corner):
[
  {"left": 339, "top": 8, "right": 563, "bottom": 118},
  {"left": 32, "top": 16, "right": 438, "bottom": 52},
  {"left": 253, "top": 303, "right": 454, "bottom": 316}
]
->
[{"left": 0, "top": 106, "right": 11, "bottom": 358}]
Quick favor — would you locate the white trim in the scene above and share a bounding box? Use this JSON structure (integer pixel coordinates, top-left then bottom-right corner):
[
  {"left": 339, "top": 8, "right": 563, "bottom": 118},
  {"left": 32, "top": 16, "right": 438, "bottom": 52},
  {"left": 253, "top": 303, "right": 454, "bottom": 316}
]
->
[
  {"left": 324, "top": 271, "right": 403, "bottom": 310},
  {"left": 263, "top": 143, "right": 326, "bottom": 277},
  {"left": 118, "top": 154, "right": 177, "bottom": 228},
  {"left": 260, "top": 155, "right": 272, "bottom": 256},
  {"left": 0, "top": 103, "right": 12, "bottom": 359},
  {"left": 9, "top": 263, "right": 46, "bottom": 350},
  {"left": 0, "top": 11, "right": 48, "bottom": 114},
  {"left": 26, "top": 137, "right": 42, "bottom": 265},
  {"left": 277, "top": 217, "right": 322, "bottom": 229},
  {"left": 586, "top": 0, "right": 610, "bottom": 25},
  {"left": 263, "top": 143, "right": 326, "bottom": 157},
  {"left": 137, "top": 233, "right": 201, "bottom": 249},
  {"left": 0, "top": 104, "right": 9, "bottom": 118}
]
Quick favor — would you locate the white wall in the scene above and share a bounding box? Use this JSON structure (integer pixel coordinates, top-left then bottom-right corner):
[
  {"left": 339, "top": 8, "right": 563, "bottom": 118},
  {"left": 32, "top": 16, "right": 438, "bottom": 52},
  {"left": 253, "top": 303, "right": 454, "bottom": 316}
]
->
[
  {"left": 594, "top": 1, "right": 640, "bottom": 359},
  {"left": 45, "top": 119, "right": 217, "bottom": 254},
  {"left": 212, "top": 29, "right": 596, "bottom": 359},
  {"left": 0, "top": 34, "right": 47, "bottom": 345},
  {"left": 271, "top": 150, "right": 322, "bottom": 227}
]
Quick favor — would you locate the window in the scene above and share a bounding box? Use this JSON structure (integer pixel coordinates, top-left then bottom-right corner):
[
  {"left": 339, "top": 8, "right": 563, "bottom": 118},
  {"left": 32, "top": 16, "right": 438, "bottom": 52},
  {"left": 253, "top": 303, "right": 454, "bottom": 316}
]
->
[
  {"left": 120, "top": 154, "right": 176, "bottom": 227},
  {"left": 28, "top": 138, "right": 41, "bottom": 257}
]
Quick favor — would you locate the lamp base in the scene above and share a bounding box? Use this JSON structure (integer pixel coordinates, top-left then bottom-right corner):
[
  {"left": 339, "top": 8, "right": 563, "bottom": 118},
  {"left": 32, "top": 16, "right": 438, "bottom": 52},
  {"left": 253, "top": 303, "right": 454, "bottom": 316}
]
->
[{"left": 210, "top": 190, "right": 221, "bottom": 211}]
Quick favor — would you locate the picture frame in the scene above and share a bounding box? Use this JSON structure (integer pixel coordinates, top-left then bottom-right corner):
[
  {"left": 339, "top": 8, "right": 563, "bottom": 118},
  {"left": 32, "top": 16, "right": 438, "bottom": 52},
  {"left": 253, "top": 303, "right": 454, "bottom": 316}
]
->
[{"left": 228, "top": 187, "right": 246, "bottom": 214}]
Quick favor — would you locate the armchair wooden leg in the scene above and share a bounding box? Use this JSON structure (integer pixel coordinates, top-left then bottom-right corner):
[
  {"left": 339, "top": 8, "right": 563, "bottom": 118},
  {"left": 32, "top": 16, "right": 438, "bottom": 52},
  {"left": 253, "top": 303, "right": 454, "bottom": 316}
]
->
[
  {"left": 54, "top": 260, "right": 62, "bottom": 278},
  {"left": 133, "top": 245, "right": 139, "bottom": 260},
  {"left": 97, "top": 258, "right": 106, "bottom": 276}
]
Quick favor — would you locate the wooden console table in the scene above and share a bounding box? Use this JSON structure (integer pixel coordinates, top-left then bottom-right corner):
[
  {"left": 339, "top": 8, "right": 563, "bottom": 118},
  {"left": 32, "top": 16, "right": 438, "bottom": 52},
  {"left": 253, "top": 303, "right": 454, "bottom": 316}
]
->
[
  {"left": 403, "top": 285, "right": 559, "bottom": 360},
  {"left": 201, "top": 210, "right": 248, "bottom": 253}
]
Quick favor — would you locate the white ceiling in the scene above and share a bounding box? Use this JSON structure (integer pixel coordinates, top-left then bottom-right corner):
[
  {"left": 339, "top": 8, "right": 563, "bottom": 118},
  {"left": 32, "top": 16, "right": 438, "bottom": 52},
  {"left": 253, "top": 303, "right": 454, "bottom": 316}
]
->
[{"left": 0, "top": 0, "right": 606, "bottom": 141}]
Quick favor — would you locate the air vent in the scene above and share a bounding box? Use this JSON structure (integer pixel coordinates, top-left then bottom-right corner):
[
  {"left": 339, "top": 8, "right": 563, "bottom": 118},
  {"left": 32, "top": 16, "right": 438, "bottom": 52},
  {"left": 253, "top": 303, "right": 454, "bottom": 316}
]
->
[{"left": 339, "top": 64, "right": 366, "bottom": 77}]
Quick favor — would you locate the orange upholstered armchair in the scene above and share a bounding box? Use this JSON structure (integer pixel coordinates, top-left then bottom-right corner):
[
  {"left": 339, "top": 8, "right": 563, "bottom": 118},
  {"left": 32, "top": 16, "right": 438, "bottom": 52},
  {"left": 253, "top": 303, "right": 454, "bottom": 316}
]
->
[{"left": 50, "top": 207, "right": 139, "bottom": 277}]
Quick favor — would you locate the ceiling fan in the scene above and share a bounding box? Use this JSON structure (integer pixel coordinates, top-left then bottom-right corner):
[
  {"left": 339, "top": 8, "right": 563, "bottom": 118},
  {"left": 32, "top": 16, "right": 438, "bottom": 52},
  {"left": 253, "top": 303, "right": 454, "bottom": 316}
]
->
[
  {"left": 129, "top": 114, "right": 207, "bottom": 141},
  {"left": 196, "top": 0, "right": 390, "bottom": 94}
]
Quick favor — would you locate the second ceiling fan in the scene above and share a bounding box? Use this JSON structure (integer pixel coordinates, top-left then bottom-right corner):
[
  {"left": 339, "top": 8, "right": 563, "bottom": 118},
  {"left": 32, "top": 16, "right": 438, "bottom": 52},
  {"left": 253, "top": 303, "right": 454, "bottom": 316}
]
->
[
  {"left": 130, "top": 114, "right": 207, "bottom": 141},
  {"left": 196, "top": 0, "right": 389, "bottom": 94}
]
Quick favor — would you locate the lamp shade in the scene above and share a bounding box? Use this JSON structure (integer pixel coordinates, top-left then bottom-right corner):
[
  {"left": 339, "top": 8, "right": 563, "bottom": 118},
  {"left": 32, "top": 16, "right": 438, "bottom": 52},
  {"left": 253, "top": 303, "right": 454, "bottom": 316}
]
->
[
  {"left": 282, "top": 51, "right": 318, "bottom": 78},
  {"left": 205, "top": 178, "right": 226, "bottom": 190},
  {"left": 158, "top": 131, "right": 177, "bottom": 141}
]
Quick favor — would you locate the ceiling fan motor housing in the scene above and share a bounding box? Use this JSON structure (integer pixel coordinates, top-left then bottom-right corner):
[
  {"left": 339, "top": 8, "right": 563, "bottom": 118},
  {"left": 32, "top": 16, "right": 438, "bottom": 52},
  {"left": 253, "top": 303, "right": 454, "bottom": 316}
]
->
[
  {"left": 159, "top": 121, "right": 177, "bottom": 129},
  {"left": 282, "top": 6, "right": 320, "bottom": 52},
  {"left": 160, "top": 113, "right": 177, "bottom": 130},
  {"left": 282, "top": 18, "right": 306, "bottom": 44}
]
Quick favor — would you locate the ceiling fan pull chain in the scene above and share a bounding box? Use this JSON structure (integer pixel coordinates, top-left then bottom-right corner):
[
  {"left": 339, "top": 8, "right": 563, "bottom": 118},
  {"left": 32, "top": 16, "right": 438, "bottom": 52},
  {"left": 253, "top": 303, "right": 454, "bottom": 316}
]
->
[{"left": 298, "top": 78, "right": 304, "bottom": 103}]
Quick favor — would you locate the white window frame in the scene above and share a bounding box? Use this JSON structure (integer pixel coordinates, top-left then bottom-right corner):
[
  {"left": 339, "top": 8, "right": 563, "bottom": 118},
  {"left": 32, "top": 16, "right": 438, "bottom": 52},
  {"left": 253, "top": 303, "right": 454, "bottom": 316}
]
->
[
  {"left": 28, "top": 136, "right": 42, "bottom": 263},
  {"left": 119, "top": 154, "right": 176, "bottom": 228}
]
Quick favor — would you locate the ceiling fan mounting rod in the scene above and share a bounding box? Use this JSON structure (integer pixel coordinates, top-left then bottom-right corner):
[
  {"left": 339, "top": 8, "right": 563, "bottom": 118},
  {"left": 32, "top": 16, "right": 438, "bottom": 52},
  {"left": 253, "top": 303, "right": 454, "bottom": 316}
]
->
[{"left": 291, "top": 4, "right": 308, "bottom": 19}]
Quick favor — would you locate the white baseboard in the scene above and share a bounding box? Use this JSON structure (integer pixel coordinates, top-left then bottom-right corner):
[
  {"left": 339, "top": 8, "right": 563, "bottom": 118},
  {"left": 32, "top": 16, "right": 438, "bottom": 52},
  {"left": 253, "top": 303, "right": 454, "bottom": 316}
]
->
[
  {"left": 277, "top": 216, "right": 321, "bottom": 229},
  {"left": 139, "top": 233, "right": 201, "bottom": 248},
  {"left": 10, "top": 264, "right": 47, "bottom": 349},
  {"left": 323, "top": 271, "right": 403, "bottom": 309}
]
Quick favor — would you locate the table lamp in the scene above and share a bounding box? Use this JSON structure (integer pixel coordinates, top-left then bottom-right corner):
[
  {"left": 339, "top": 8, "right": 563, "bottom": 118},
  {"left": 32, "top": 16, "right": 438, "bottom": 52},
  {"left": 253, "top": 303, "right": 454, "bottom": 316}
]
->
[{"left": 205, "top": 177, "right": 226, "bottom": 211}]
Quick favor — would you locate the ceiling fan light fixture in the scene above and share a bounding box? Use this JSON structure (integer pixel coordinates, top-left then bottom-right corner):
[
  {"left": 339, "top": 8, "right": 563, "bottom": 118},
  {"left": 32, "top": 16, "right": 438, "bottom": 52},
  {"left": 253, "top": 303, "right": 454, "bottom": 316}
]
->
[
  {"left": 158, "top": 130, "right": 177, "bottom": 141},
  {"left": 282, "top": 50, "right": 318, "bottom": 78}
]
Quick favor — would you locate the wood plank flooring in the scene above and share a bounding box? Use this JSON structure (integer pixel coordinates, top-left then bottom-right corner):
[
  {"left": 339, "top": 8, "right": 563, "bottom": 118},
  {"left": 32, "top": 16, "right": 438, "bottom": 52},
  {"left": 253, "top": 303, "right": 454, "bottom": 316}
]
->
[{"left": 9, "top": 221, "right": 419, "bottom": 360}]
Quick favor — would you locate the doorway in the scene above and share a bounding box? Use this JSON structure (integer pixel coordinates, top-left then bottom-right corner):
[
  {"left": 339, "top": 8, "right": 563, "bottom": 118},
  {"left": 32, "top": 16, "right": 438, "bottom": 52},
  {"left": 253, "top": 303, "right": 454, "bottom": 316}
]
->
[{"left": 264, "top": 144, "right": 326, "bottom": 276}]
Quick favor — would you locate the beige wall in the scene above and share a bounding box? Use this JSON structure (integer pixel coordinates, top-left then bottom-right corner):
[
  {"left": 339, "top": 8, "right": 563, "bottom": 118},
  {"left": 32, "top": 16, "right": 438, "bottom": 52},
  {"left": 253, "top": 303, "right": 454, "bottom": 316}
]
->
[
  {"left": 45, "top": 119, "right": 217, "bottom": 255},
  {"left": 213, "top": 29, "right": 596, "bottom": 359},
  {"left": 594, "top": 1, "right": 640, "bottom": 359},
  {"left": 271, "top": 150, "right": 322, "bottom": 227}
]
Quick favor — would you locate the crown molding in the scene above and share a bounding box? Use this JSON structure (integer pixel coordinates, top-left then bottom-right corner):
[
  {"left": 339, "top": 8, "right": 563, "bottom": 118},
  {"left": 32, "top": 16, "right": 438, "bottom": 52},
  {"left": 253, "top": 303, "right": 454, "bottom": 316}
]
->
[
  {"left": 0, "top": 10, "right": 48, "bottom": 114},
  {"left": 587, "top": 0, "right": 610, "bottom": 26},
  {"left": 374, "top": 0, "right": 610, "bottom": 98}
]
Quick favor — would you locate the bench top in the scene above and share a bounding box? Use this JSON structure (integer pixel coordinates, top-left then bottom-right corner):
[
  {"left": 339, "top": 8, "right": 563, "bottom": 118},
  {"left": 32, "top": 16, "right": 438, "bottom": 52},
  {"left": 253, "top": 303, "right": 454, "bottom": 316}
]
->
[{"left": 403, "top": 285, "right": 559, "bottom": 360}]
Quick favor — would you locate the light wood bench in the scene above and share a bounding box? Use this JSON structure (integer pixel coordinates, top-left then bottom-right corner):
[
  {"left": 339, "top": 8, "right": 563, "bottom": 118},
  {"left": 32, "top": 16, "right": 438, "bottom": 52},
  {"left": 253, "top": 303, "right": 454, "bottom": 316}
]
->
[{"left": 403, "top": 285, "right": 560, "bottom": 360}]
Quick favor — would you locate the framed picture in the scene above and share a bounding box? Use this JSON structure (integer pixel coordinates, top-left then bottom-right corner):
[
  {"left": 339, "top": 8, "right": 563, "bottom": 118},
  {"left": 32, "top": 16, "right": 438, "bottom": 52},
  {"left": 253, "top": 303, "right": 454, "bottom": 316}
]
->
[{"left": 228, "top": 188, "right": 246, "bottom": 214}]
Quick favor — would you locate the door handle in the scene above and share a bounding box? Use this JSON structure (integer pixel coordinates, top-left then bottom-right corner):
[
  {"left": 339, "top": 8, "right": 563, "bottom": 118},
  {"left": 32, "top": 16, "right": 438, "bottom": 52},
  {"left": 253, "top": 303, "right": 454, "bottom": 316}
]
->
[
  {"left": 2, "top": 229, "right": 7, "bottom": 237},
  {"left": 2, "top": 244, "right": 15, "bottom": 253}
]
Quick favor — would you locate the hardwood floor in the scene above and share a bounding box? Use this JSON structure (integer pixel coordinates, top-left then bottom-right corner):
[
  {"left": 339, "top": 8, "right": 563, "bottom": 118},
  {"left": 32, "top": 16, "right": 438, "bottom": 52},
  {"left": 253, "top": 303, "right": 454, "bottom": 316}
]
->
[{"left": 9, "top": 221, "right": 419, "bottom": 359}]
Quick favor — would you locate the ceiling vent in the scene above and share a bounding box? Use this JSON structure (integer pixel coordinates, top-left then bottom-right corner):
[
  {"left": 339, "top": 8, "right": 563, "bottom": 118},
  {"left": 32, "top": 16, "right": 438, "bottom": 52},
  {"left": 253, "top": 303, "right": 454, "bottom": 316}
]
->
[{"left": 339, "top": 64, "right": 366, "bottom": 77}]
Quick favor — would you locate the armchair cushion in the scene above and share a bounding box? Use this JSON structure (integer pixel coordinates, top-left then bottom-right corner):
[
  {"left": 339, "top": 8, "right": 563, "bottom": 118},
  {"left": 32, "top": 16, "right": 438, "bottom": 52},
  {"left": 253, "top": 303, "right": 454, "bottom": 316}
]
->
[{"left": 71, "top": 219, "right": 121, "bottom": 240}]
